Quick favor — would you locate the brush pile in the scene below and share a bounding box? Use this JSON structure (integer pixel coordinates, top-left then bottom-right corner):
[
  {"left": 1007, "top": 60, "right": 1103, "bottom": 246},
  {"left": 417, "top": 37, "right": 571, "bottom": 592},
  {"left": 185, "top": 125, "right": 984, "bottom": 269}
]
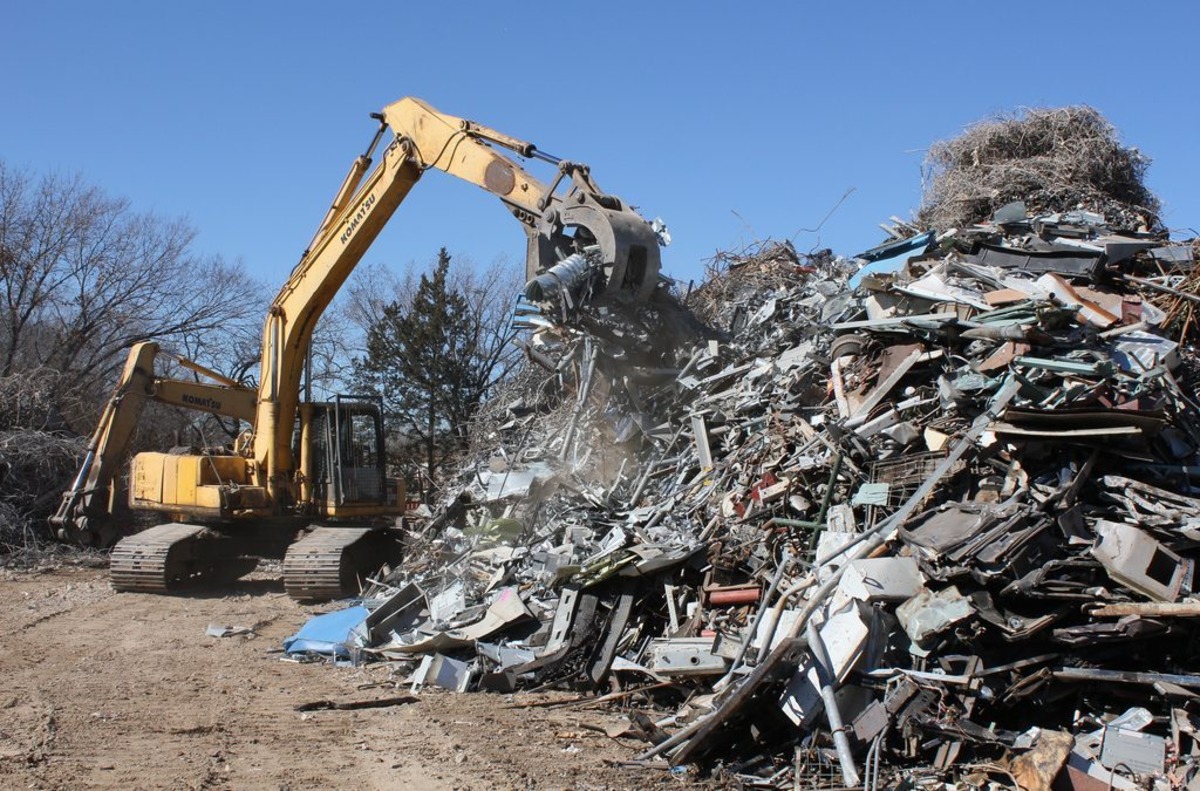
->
[{"left": 918, "top": 106, "right": 1161, "bottom": 234}]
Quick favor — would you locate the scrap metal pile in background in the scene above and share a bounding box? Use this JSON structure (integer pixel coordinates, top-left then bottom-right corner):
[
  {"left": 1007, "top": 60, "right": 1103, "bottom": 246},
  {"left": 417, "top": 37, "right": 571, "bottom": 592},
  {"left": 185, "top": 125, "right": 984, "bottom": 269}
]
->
[{"left": 287, "top": 204, "right": 1200, "bottom": 789}]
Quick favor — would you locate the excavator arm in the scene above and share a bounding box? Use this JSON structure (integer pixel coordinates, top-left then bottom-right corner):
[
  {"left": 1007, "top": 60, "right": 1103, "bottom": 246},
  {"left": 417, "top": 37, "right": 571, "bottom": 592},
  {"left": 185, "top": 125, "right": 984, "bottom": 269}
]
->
[
  {"left": 253, "top": 97, "right": 663, "bottom": 501},
  {"left": 50, "top": 342, "right": 257, "bottom": 546}
]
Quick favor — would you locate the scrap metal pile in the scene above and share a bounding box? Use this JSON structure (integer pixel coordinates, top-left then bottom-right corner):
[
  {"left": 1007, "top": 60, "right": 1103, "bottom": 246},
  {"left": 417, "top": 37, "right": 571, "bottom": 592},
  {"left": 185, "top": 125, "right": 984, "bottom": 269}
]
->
[{"left": 288, "top": 208, "right": 1200, "bottom": 788}]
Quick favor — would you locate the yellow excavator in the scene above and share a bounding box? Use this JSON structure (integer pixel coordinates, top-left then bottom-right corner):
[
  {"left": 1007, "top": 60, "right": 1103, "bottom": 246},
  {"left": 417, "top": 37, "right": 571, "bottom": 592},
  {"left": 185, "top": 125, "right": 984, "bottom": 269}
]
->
[{"left": 49, "top": 96, "right": 663, "bottom": 600}]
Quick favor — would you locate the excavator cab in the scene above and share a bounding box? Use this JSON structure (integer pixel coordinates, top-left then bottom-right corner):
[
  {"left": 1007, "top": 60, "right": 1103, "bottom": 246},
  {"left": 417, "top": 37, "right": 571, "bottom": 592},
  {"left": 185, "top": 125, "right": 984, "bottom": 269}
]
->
[
  {"left": 277, "top": 395, "right": 402, "bottom": 601},
  {"left": 303, "top": 396, "right": 388, "bottom": 508}
]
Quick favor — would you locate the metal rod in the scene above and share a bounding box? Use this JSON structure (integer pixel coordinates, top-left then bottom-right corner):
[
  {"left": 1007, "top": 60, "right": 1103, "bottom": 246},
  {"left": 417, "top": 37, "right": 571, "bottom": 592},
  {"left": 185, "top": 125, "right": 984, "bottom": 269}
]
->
[
  {"left": 807, "top": 619, "right": 860, "bottom": 787},
  {"left": 750, "top": 575, "right": 816, "bottom": 666},
  {"left": 1053, "top": 667, "right": 1200, "bottom": 688},
  {"left": 725, "top": 554, "right": 794, "bottom": 676},
  {"left": 1123, "top": 274, "right": 1200, "bottom": 305},
  {"left": 529, "top": 148, "right": 563, "bottom": 165}
]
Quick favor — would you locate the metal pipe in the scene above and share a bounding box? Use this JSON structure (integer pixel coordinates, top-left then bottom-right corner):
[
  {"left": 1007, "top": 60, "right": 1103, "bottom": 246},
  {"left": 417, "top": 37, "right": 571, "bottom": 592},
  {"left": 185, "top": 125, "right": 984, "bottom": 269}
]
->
[
  {"left": 559, "top": 340, "right": 597, "bottom": 461},
  {"left": 1123, "top": 274, "right": 1200, "bottom": 305},
  {"left": 759, "top": 452, "right": 842, "bottom": 534},
  {"left": 778, "top": 375, "right": 1023, "bottom": 649},
  {"left": 806, "top": 619, "right": 859, "bottom": 787},
  {"left": 634, "top": 702, "right": 711, "bottom": 761},
  {"left": 752, "top": 575, "right": 817, "bottom": 665},
  {"left": 708, "top": 587, "right": 762, "bottom": 606},
  {"left": 767, "top": 518, "right": 824, "bottom": 530},
  {"left": 863, "top": 731, "right": 884, "bottom": 791},
  {"left": 815, "top": 452, "right": 843, "bottom": 525}
]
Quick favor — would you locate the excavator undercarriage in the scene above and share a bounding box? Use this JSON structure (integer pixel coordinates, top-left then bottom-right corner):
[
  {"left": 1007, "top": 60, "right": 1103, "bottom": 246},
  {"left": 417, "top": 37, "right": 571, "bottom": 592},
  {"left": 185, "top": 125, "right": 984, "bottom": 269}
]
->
[
  {"left": 108, "top": 521, "right": 399, "bottom": 600},
  {"left": 109, "top": 523, "right": 249, "bottom": 593}
]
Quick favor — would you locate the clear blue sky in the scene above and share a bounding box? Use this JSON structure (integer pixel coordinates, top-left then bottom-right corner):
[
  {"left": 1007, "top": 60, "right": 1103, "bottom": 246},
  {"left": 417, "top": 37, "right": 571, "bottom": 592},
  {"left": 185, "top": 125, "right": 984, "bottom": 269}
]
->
[{"left": 4, "top": 2, "right": 1197, "bottom": 291}]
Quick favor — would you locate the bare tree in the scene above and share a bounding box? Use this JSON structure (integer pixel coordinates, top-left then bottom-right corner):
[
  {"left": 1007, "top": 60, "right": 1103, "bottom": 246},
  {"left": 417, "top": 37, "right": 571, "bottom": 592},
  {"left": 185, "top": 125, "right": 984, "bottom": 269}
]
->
[
  {"left": 0, "top": 162, "right": 265, "bottom": 547},
  {"left": 343, "top": 260, "right": 414, "bottom": 336},
  {"left": 445, "top": 254, "right": 524, "bottom": 438},
  {"left": 306, "top": 303, "right": 362, "bottom": 400},
  {"left": 0, "top": 161, "right": 260, "bottom": 429}
]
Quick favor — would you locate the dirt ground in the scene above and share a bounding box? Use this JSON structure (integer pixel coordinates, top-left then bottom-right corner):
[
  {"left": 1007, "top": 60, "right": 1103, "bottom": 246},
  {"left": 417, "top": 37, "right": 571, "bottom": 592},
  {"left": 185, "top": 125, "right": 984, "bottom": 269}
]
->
[{"left": 0, "top": 561, "right": 691, "bottom": 790}]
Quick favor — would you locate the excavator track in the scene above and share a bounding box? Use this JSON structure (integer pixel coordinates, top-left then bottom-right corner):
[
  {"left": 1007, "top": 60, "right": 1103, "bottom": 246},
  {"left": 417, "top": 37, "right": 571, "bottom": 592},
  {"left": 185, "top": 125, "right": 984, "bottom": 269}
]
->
[
  {"left": 283, "top": 526, "right": 383, "bottom": 601},
  {"left": 110, "top": 522, "right": 212, "bottom": 593}
]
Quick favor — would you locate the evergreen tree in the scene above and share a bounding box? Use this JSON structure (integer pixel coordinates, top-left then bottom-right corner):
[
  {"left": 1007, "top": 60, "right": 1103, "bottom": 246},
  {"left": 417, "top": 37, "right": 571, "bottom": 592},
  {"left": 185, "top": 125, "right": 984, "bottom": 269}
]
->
[{"left": 356, "top": 249, "right": 510, "bottom": 498}]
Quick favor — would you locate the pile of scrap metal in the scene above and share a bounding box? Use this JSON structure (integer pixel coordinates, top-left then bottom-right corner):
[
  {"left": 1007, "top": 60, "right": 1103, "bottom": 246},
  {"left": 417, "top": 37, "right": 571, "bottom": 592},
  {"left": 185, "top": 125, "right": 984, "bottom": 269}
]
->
[{"left": 286, "top": 205, "right": 1200, "bottom": 789}]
